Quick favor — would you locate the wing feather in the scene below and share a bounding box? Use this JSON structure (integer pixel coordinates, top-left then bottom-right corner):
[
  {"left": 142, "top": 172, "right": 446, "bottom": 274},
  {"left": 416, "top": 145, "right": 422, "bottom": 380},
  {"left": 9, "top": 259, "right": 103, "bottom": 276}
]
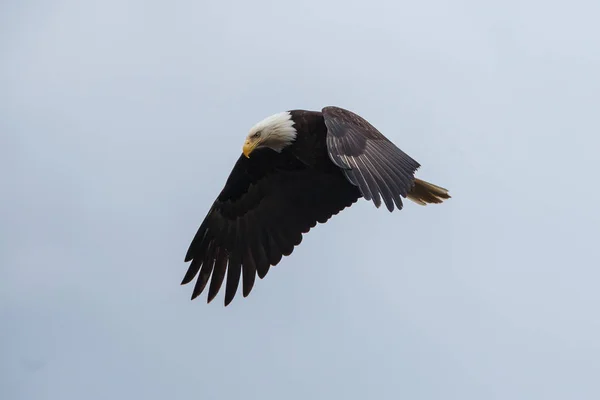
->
[
  {"left": 191, "top": 240, "right": 216, "bottom": 299},
  {"left": 207, "top": 252, "right": 227, "bottom": 303}
]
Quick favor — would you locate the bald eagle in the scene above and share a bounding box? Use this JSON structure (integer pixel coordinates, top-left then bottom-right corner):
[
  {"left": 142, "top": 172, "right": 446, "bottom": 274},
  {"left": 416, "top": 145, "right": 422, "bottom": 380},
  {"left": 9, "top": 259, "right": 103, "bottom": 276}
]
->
[{"left": 183, "top": 106, "right": 450, "bottom": 305}]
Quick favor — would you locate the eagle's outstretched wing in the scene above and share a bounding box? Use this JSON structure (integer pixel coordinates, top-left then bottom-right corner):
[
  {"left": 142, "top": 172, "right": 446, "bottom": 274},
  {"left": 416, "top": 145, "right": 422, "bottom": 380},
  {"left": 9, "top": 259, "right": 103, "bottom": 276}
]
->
[
  {"left": 182, "top": 148, "right": 359, "bottom": 306},
  {"left": 322, "top": 106, "right": 421, "bottom": 212}
]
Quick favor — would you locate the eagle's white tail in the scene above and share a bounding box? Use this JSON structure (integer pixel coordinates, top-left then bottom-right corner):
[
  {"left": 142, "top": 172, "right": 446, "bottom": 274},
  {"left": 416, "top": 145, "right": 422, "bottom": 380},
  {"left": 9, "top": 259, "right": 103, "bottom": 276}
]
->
[{"left": 407, "top": 178, "right": 451, "bottom": 205}]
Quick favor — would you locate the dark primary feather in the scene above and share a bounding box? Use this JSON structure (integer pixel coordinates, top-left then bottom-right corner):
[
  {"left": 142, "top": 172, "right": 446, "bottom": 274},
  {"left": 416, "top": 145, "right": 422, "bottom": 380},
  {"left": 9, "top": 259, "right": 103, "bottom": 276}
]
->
[
  {"left": 183, "top": 147, "right": 360, "bottom": 306},
  {"left": 322, "top": 106, "right": 421, "bottom": 212}
]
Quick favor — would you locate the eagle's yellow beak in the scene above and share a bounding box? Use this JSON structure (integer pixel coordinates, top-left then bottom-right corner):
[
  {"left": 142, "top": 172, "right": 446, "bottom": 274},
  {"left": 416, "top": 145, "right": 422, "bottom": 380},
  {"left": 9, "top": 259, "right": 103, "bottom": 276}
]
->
[{"left": 243, "top": 140, "right": 257, "bottom": 158}]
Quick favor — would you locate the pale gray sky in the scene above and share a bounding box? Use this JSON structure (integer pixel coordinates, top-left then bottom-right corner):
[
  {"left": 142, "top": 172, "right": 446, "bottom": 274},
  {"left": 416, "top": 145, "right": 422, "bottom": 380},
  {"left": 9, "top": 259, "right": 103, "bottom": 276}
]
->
[{"left": 2, "top": 1, "right": 600, "bottom": 399}]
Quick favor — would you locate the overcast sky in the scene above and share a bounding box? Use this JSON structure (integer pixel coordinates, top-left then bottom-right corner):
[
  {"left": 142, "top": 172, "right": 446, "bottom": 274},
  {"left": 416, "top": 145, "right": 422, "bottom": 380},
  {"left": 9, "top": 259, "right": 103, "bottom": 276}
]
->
[{"left": 2, "top": 1, "right": 600, "bottom": 399}]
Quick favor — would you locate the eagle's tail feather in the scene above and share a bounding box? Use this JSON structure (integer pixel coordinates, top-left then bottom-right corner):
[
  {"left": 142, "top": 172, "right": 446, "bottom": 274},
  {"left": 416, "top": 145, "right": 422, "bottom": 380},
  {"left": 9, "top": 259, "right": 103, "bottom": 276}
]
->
[{"left": 407, "top": 178, "right": 451, "bottom": 205}]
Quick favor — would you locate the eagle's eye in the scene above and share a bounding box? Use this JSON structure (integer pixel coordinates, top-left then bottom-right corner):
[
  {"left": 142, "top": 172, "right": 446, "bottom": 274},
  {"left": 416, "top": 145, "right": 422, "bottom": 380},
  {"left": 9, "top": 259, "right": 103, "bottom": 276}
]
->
[{"left": 252, "top": 131, "right": 261, "bottom": 139}]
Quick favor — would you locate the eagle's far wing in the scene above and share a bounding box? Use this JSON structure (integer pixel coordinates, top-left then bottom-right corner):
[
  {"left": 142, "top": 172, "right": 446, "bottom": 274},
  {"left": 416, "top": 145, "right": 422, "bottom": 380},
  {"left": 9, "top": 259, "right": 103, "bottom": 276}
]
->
[
  {"left": 322, "top": 106, "right": 421, "bottom": 212},
  {"left": 182, "top": 149, "right": 359, "bottom": 306}
]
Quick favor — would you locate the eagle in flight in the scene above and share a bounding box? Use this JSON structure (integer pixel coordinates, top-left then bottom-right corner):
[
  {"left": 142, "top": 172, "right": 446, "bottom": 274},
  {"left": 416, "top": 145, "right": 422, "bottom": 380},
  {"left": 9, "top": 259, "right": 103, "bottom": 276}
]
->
[{"left": 182, "top": 106, "right": 451, "bottom": 305}]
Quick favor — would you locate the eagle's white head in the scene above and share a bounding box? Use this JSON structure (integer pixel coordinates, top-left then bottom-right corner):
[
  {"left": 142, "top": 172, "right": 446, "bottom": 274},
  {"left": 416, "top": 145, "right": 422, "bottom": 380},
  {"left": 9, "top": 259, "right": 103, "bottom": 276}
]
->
[{"left": 242, "top": 111, "right": 297, "bottom": 158}]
